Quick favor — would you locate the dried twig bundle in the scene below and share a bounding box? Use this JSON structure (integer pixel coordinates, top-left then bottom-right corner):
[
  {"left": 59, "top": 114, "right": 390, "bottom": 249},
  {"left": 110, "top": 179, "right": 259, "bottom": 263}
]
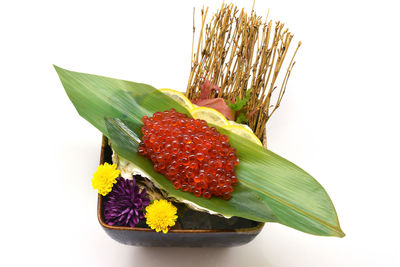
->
[{"left": 186, "top": 3, "right": 301, "bottom": 141}]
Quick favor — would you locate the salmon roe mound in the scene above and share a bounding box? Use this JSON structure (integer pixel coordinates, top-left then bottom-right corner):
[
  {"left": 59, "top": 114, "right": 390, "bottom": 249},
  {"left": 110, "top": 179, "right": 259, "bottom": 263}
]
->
[{"left": 138, "top": 108, "right": 239, "bottom": 200}]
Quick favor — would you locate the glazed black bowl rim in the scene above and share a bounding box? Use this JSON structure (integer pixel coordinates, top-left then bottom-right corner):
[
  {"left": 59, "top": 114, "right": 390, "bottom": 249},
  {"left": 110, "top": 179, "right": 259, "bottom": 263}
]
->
[
  {"left": 98, "top": 135, "right": 265, "bottom": 234},
  {"left": 98, "top": 194, "right": 265, "bottom": 233}
]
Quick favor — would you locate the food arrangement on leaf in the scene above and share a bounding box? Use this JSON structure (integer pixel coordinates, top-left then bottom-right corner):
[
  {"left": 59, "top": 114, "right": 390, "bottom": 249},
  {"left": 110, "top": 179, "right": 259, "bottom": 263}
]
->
[{"left": 55, "top": 3, "right": 344, "bottom": 247}]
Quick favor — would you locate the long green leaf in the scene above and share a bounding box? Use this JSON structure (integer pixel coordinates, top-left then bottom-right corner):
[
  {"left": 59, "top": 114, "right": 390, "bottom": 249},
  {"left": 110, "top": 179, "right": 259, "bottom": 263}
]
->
[{"left": 55, "top": 65, "right": 344, "bottom": 237}]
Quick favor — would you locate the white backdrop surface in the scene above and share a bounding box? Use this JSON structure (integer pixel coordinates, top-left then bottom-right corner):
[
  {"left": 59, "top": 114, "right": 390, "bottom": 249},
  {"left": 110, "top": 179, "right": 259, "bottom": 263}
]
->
[{"left": 1, "top": 0, "right": 399, "bottom": 266}]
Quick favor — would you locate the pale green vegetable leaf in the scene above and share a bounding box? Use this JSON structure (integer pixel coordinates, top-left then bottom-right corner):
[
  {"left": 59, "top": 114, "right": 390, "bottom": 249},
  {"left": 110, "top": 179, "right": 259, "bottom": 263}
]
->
[{"left": 55, "top": 65, "right": 344, "bottom": 237}]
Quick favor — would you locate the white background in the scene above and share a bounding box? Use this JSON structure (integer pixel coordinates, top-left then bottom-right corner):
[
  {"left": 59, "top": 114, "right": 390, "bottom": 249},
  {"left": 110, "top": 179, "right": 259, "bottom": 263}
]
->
[{"left": 1, "top": 0, "right": 399, "bottom": 266}]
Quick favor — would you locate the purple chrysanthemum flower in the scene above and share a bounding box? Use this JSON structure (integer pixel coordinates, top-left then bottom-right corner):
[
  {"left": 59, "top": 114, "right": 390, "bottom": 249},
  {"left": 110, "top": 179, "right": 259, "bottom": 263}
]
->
[{"left": 103, "top": 177, "right": 150, "bottom": 227}]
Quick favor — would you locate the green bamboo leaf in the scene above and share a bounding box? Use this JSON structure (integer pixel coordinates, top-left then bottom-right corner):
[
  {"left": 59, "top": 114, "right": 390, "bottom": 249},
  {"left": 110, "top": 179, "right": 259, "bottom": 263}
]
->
[{"left": 55, "top": 65, "right": 344, "bottom": 237}]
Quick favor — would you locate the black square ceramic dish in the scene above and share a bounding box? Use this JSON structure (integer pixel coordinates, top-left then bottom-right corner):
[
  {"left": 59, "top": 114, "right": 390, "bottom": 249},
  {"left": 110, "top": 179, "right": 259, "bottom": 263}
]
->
[{"left": 97, "top": 136, "right": 265, "bottom": 247}]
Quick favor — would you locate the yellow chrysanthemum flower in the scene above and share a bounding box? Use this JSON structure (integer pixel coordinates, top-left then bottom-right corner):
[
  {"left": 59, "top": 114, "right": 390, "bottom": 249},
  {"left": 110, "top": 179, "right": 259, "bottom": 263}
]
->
[
  {"left": 92, "top": 163, "right": 120, "bottom": 196},
  {"left": 145, "top": 199, "right": 178, "bottom": 234}
]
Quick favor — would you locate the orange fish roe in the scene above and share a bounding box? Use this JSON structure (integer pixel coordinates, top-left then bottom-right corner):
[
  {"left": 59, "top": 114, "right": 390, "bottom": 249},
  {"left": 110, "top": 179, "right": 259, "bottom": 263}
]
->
[{"left": 138, "top": 109, "right": 239, "bottom": 200}]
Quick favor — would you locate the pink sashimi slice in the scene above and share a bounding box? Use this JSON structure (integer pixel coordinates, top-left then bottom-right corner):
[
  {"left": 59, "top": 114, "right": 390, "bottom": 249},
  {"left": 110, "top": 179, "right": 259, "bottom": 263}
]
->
[{"left": 193, "top": 98, "right": 235, "bottom": 121}]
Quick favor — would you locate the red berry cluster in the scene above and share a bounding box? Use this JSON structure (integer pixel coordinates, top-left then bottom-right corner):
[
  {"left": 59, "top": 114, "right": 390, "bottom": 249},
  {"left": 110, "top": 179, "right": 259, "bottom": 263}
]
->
[{"left": 138, "top": 109, "right": 239, "bottom": 200}]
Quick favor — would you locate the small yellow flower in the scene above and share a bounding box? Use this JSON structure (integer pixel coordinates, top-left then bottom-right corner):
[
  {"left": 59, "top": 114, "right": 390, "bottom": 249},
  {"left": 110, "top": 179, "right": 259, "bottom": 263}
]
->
[
  {"left": 145, "top": 199, "right": 178, "bottom": 234},
  {"left": 92, "top": 163, "right": 120, "bottom": 196}
]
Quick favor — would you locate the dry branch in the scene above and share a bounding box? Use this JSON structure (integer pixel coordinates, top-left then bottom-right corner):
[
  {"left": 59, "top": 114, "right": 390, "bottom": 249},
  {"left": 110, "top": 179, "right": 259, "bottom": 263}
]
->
[{"left": 186, "top": 3, "right": 301, "bottom": 141}]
